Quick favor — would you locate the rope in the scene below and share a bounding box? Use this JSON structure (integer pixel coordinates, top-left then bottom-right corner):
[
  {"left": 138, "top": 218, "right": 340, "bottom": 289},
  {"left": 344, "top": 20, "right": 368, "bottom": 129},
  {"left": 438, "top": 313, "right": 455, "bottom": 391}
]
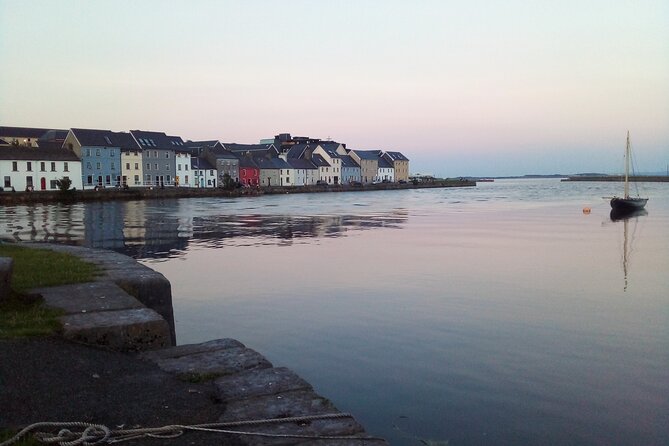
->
[{"left": 0, "top": 414, "right": 387, "bottom": 445}]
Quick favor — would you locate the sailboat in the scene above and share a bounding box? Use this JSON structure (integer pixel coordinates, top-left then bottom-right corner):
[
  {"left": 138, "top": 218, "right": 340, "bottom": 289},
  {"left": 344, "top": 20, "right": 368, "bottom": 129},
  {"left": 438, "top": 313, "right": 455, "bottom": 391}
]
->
[{"left": 610, "top": 131, "right": 648, "bottom": 212}]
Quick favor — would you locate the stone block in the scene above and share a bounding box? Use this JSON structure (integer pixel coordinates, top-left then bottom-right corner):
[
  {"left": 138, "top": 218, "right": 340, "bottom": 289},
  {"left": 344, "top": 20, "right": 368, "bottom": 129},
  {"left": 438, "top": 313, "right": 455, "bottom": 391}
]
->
[
  {"left": 215, "top": 367, "right": 312, "bottom": 401},
  {"left": 0, "top": 257, "right": 13, "bottom": 302},
  {"left": 149, "top": 346, "right": 272, "bottom": 381},
  {"left": 140, "top": 338, "right": 244, "bottom": 362},
  {"left": 220, "top": 389, "right": 340, "bottom": 422},
  {"left": 35, "top": 281, "right": 144, "bottom": 314},
  {"left": 60, "top": 308, "right": 170, "bottom": 352}
]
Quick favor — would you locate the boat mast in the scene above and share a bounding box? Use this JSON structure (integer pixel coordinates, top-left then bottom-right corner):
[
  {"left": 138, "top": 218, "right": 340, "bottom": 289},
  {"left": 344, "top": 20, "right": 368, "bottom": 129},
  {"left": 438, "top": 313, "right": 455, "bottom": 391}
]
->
[{"left": 624, "top": 130, "right": 630, "bottom": 199}]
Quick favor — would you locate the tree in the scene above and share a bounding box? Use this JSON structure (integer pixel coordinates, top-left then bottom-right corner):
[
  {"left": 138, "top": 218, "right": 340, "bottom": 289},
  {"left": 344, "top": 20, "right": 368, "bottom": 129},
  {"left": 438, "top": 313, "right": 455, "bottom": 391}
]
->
[
  {"left": 222, "top": 173, "right": 235, "bottom": 190},
  {"left": 55, "top": 177, "right": 72, "bottom": 192}
]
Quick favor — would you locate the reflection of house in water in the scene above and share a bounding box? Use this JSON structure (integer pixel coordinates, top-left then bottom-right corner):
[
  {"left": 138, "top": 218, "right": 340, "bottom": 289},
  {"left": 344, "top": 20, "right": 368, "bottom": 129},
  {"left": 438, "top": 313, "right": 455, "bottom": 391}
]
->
[
  {"left": 84, "top": 202, "right": 126, "bottom": 249},
  {"left": 186, "top": 210, "right": 409, "bottom": 248},
  {"left": 1, "top": 200, "right": 408, "bottom": 260},
  {"left": 0, "top": 204, "right": 85, "bottom": 244}
]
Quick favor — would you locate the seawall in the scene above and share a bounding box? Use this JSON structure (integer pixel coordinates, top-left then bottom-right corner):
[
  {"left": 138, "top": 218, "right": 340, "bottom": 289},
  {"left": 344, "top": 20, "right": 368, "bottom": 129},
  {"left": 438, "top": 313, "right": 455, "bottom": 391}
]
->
[
  {"left": 0, "top": 179, "right": 475, "bottom": 205},
  {"left": 4, "top": 243, "right": 387, "bottom": 444}
]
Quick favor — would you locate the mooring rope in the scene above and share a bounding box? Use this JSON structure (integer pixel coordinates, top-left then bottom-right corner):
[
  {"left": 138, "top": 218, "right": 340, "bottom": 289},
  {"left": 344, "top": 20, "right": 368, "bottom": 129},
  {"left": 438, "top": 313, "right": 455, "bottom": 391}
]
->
[{"left": 0, "top": 413, "right": 387, "bottom": 445}]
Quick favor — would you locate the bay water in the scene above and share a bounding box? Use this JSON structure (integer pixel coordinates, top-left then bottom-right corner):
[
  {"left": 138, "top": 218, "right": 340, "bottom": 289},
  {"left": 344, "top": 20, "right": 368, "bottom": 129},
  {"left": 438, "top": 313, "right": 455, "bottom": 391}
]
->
[{"left": 2, "top": 179, "right": 668, "bottom": 445}]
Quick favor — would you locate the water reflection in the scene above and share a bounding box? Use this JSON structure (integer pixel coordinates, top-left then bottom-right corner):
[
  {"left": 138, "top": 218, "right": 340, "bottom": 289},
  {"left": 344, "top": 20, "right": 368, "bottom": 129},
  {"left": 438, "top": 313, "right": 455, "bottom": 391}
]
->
[
  {"left": 609, "top": 208, "right": 647, "bottom": 292},
  {"left": 0, "top": 200, "right": 408, "bottom": 259}
]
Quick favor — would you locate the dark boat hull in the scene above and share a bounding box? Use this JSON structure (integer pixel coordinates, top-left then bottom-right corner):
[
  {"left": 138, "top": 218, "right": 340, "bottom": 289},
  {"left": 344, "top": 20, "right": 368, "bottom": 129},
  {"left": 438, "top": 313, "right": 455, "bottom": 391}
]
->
[{"left": 610, "top": 197, "right": 648, "bottom": 212}]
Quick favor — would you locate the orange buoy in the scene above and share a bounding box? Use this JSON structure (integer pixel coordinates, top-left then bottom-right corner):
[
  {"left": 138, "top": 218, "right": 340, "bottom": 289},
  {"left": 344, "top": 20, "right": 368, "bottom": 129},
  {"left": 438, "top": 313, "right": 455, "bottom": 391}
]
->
[{"left": 582, "top": 207, "right": 591, "bottom": 214}]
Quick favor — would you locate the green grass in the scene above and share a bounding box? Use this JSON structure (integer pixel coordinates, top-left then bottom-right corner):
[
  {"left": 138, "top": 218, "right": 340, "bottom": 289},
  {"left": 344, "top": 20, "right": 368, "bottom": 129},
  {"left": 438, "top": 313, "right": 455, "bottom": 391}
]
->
[
  {"left": 0, "top": 244, "right": 101, "bottom": 339},
  {"left": 0, "top": 244, "right": 100, "bottom": 292}
]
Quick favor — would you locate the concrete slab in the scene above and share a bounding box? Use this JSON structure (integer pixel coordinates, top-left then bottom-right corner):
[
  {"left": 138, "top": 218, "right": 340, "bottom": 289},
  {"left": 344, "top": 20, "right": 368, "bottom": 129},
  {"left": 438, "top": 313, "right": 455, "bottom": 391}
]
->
[
  {"left": 148, "top": 346, "right": 272, "bottom": 381},
  {"left": 60, "top": 307, "right": 170, "bottom": 352},
  {"left": 215, "top": 367, "right": 312, "bottom": 401},
  {"left": 35, "top": 281, "right": 144, "bottom": 314},
  {"left": 140, "top": 338, "right": 244, "bottom": 361}
]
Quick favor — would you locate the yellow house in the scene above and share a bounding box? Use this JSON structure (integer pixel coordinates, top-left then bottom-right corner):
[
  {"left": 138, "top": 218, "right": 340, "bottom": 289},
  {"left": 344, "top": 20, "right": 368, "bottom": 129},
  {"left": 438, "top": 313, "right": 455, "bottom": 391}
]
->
[{"left": 382, "top": 152, "right": 410, "bottom": 182}]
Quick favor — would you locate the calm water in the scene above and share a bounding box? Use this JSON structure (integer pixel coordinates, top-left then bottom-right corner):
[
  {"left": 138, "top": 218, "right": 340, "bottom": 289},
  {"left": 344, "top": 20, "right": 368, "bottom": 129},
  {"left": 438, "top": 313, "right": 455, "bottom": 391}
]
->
[{"left": 2, "top": 179, "right": 668, "bottom": 445}]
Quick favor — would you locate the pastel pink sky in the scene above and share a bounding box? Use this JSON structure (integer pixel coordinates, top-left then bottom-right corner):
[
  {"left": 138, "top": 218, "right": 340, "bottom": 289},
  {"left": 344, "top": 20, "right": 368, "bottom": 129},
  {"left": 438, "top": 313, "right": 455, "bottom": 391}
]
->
[{"left": 1, "top": 0, "right": 668, "bottom": 176}]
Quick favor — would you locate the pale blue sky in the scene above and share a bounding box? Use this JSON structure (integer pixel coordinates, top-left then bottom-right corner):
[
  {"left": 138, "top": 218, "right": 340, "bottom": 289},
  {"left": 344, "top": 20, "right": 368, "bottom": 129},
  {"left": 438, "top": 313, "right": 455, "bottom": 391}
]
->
[{"left": 1, "top": 0, "right": 668, "bottom": 176}]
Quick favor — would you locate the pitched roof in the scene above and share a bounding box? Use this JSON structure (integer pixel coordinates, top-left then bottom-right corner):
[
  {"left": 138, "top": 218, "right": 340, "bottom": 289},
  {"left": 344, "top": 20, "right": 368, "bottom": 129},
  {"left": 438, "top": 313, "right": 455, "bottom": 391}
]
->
[
  {"left": 0, "top": 146, "right": 79, "bottom": 161},
  {"left": 285, "top": 143, "right": 310, "bottom": 159},
  {"left": 378, "top": 157, "right": 393, "bottom": 169},
  {"left": 383, "top": 151, "right": 410, "bottom": 162},
  {"left": 206, "top": 146, "right": 238, "bottom": 160},
  {"left": 351, "top": 149, "right": 382, "bottom": 160},
  {"left": 339, "top": 155, "right": 360, "bottom": 168},
  {"left": 238, "top": 156, "right": 259, "bottom": 168},
  {"left": 316, "top": 143, "right": 341, "bottom": 159},
  {"left": 71, "top": 128, "right": 140, "bottom": 150},
  {"left": 0, "top": 138, "right": 9, "bottom": 146},
  {"left": 191, "top": 157, "right": 215, "bottom": 170},
  {"left": 224, "top": 143, "right": 277, "bottom": 154},
  {"left": 0, "top": 126, "right": 61, "bottom": 139},
  {"left": 287, "top": 158, "right": 317, "bottom": 169},
  {"left": 311, "top": 153, "right": 331, "bottom": 167},
  {"left": 130, "top": 130, "right": 184, "bottom": 150},
  {"left": 252, "top": 156, "right": 290, "bottom": 170}
]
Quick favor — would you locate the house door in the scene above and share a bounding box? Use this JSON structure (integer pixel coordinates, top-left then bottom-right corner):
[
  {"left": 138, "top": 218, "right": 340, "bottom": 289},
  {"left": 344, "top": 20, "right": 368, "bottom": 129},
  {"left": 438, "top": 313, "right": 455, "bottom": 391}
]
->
[{"left": 40, "top": 177, "right": 46, "bottom": 190}]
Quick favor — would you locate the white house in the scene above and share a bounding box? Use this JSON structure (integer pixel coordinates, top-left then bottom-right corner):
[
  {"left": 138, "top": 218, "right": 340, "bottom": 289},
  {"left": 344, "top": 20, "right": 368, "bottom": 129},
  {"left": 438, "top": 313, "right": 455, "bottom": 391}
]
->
[
  {"left": 175, "top": 150, "right": 191, "bottom": 187},
  {"left": 378, "top": 156, "right": 395, "bottom": 182},
  {"left": 0, "top": 147, "right": 82, "bottom": 191}
]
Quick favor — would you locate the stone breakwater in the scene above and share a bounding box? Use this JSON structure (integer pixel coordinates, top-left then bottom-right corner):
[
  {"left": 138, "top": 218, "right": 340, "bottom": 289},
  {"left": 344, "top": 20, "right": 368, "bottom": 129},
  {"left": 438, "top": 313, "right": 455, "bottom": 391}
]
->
[{"left": 5, "top": 243, "right": 387, "bottom": 444}]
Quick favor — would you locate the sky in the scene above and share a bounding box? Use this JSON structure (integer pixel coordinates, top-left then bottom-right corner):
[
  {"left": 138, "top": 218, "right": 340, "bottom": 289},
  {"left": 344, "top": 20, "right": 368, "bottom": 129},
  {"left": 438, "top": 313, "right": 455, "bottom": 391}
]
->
[{"left": 1, "top": 0, "right": 668, "bottom": 177}]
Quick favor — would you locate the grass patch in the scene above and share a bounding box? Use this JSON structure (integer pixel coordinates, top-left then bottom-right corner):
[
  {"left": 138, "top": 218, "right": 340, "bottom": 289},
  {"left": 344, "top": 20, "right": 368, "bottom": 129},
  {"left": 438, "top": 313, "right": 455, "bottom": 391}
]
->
[
  {"left": 0, "top": 244, "right": 100, "bottom": 339},
  {"left": 0, "top": 244, "right": 100, "bottom": 292}
]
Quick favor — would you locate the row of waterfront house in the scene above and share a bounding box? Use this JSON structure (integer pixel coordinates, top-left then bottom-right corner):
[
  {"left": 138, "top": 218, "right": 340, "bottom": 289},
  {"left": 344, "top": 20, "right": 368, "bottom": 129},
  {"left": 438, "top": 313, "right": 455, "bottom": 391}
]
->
[{"left": 0, "top": 126, "right": 410, "bottom": 191}]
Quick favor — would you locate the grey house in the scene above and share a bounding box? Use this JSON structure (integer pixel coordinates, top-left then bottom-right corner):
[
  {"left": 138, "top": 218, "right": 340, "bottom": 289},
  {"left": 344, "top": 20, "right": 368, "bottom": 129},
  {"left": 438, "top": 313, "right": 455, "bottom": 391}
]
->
[
  {"left": 130, "top": 130, "right": 185, "bottom": 187},
  {"left": 203, "top": 147, "right": 239, "bottom": 186},
  {"left": 340, "top": 155, "right": 361, "bottom": 184}
]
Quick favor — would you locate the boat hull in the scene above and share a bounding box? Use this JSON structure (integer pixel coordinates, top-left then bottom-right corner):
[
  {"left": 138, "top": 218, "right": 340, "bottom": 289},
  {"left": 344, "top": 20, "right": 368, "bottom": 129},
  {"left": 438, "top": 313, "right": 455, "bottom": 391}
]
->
[{"left": 610, "top": 197, "right": 648, "bottom": 212}]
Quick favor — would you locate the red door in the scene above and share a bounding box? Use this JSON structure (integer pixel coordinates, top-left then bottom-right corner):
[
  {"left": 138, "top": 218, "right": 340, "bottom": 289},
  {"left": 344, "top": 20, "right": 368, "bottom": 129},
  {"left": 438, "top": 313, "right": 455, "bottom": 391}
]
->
[{"left": 40, "top": 177, "right": 46, "bottom": 190}]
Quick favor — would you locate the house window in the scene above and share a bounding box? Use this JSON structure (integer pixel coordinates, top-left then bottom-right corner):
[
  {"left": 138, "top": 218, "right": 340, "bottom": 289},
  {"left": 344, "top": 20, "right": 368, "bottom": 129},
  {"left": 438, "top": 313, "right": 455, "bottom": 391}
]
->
[
  {"left": 178, "top": 164, "right": 181, "bottom": 171},
  {"left": 50, "top": 180, "right": 57, "bottom": 189},
  {"left": 96, "top": 149, "right": 101, "bottom": 156},
  {"left": 64, "top": 162, "right": 69, "bottom": 172},
  {"left": 87, "top": 175, "right": 93, "bottom": 185},
  {"left": 3, "top": 176, "right": 10, "bottom": 187},
  {"left": 134, "top": 175, "right": 139, "bottom": 185},
  {"left": 134, "top": 152, "right": 138, "bottom": 156},
  {"left": 97, "top": 176, "right": 103, "bottom": 186},
  {"left": 166, "top": 164, "right": 170, "bottom": 171},
  {"left": 166, "top": 175, "right": 171, "bottom": 184},
  {"left": 165, "top": 152, "right": 170, "bottom": 158},
  {"left": 185, "top": 175, "right": 189, "bottom": 184},
  {"left": 210, "top": 170, "right": 214, "bottom": 176},
  {"left": 86, "top": 148, "right": 91, "bottom": 157},
  {"left": 185, "top": 165, "right": 188, "bottom": 171},
  {"left": 153, "top": 151, "right": 158, "bottom": 158},
  {"left": 40, "top": 162, "right": 46, "bottom": 172},
  {"left": 154, "top": 163, "right": 158, "bottom": 170},
  {"left": 51, "top": 162, "right": 56, "bottom": 172},
  {"left": 111, "top": 162, "right": 116, "bottom": 170},
  {"left": 96, "top": 162, "right": 101, "bottom": 170},
  {"left": 105, "top": 175, "right": 111, "bottom": 185},
  {"left": 146, "top": 163, "right": 151, "bottom": 171},
  {"left": 26, "top": 176, "right": 33, "bottom": 187},
  {"left": 134, "top": 163, "right": 138, "bottom": 169},
  {"left": 126, "top": 163, "right": 130, "bottom": 170},
  {"left": 145, "top": 174, "right": 151, "bottom": 185},
  {"left": 26, "top": 162, "right": 32, "bottom": 172},
  {"left": 110, "top": 149, "right": 115, "bottom": 156},
  {"left": 86, "top": 162, "right": 92, "bottom": 170},
  {"left": 12, "top": 162, "right": 18, "bottom": 171}
]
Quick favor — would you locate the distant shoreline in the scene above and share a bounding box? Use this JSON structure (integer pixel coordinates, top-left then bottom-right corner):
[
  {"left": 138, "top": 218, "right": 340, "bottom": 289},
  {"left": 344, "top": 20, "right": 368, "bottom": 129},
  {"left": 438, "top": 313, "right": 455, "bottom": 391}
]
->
[
  {"left": 0, "top": 179, "right": 475, "bottom": 205},
  {"left": 561, "top": 175, "right": 669, "bottom": 182}
]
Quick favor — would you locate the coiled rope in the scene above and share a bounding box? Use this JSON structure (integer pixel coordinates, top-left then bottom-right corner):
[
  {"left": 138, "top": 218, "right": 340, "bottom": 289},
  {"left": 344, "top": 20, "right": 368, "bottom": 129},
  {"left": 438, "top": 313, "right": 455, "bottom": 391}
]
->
[{"left": 1, "top": 413, "right": 387, "bottom": 445}]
